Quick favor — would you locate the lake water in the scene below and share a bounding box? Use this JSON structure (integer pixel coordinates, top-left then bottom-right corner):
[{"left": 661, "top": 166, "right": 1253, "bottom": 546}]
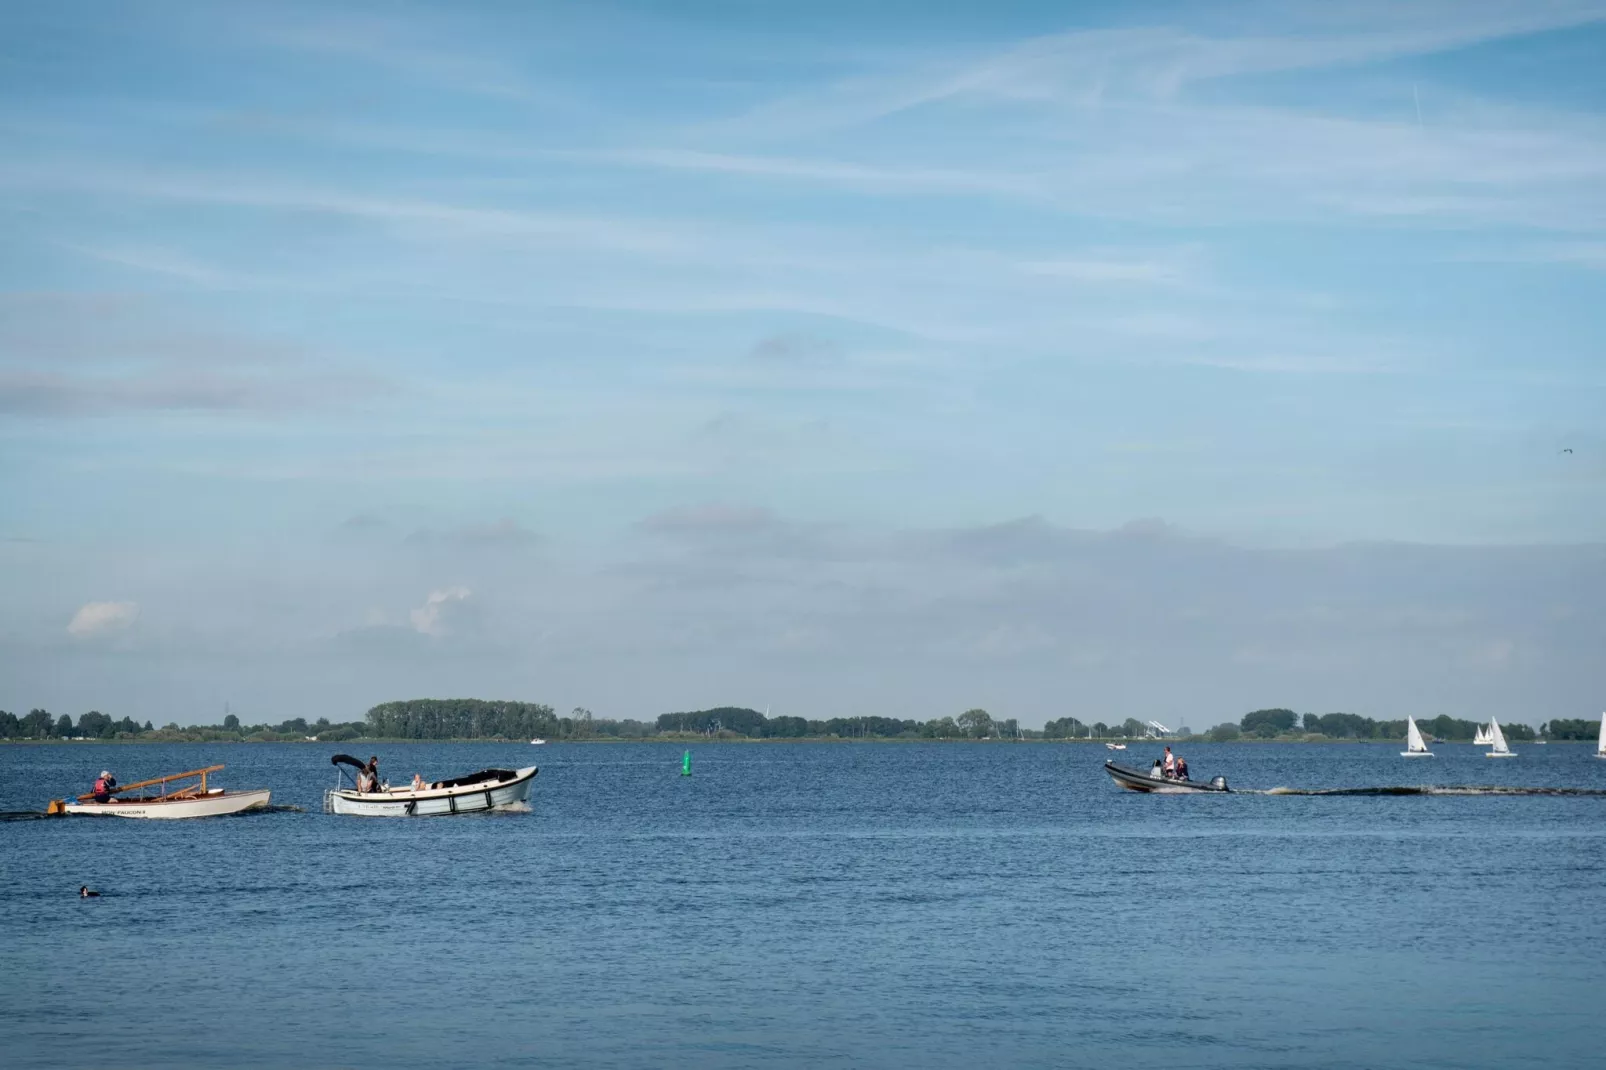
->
[{"left": 3, "top": 741, "right": 1604, "bottom": 1069}]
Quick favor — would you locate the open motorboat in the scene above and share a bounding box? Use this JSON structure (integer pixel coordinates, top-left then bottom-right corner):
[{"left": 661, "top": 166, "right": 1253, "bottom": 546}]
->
[
  {"left": 530, "top": 738, "right": 547, "bottom": 745},
  {"left": 1401, "top": 715, "right": 1434, "bottom": 758},
  {"left": 1104, "top": 760, "right": 1229, "bottom": 793},
  {"left": 324, "top": 754, "right": 538, "bottom": 816},
  {"left": 1104, "top": 742, "right": 1127, "bottom": 751},
  {"left": 1486, "top": 717, "right": 1516, "bottom": 758},
  {"left": 51, "top": 765, "right": 270, "bottom": 819}
]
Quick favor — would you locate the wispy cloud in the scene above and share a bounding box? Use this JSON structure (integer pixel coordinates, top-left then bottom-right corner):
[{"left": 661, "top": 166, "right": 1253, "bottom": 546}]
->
[{"left": 67, "top": 600, "right": 139, "bottom": 638}]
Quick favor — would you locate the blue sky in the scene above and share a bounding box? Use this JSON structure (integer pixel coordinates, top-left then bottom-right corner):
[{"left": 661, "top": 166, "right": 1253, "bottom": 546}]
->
[{"left": 2, "top": 0, "right": 1603, "bottom": 727}]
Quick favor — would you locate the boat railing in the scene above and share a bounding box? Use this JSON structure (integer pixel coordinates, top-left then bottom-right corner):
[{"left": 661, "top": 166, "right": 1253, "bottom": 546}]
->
[{"left": 74, "top": 765, "right": 226, "bottom": 803}]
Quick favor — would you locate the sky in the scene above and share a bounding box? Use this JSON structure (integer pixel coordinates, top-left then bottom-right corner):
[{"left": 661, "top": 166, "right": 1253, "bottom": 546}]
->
[{"left": 1, "top": 0, "right": 1603, "bottom": 729}]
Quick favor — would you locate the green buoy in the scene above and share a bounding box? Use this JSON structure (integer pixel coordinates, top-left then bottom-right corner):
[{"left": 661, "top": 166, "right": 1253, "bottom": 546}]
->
[{"left": 681, "top": 750, "right": 692, "bottom": 776}]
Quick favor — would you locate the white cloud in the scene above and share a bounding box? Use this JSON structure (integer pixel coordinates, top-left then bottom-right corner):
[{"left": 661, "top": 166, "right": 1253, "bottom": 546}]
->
[
  {"left": 409, "top": 586, "right": 471, "bottom": 636},
  {"left": 67, "top": 601, "right": 139, "bottom": 638}
]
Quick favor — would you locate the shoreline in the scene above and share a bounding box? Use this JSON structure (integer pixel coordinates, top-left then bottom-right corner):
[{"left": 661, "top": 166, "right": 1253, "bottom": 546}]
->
[{"left": 1, "top": 736, "right": 1573, "bottom": 746}]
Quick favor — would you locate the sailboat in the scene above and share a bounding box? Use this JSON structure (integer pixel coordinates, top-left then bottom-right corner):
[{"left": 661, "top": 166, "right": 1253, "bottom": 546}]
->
[
  {"left": 1400, "top": 716, "right": 1434, "bottom": 758},
  {"left": 1596, "top": 712, "right": 1605, "bottom": 760},
  {"left": 1486, "top": 717, "right": 1516, "bottom": 758},
  {"left": 1473, "top": 723, "right": 1492, "bottom": 746}
]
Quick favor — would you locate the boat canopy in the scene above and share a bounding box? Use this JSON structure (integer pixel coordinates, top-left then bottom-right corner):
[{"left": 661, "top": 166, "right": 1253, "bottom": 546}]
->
[
  {"left": 330, "top": 754, "right": 367, "bottom": 770},
  {"left": 432, "top": 768, "right": 517, "bottom": 789}
]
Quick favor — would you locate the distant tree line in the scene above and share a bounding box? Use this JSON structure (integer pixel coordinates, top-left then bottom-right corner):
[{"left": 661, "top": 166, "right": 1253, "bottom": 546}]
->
[
  {"left": 1202, "top": 708, "right": 1539, "bottom": 742},
  {"left": 0, "top": 709, "right": 367, "bottom": 742},
  {"left": 0, "top": 709, "right": 151, "bottom": 739},
  {"left": 5, "top": 700, "right": 1558, "bottom": 744},
  {"left": 1540, "top": 718, "right": 1602, "bottom": 741}
]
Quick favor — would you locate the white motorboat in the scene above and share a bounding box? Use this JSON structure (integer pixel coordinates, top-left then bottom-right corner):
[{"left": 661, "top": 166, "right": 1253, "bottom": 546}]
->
[
  {"left": 1400, "top": 716, "right": 1434, "bottom": 758},
  {"left": 324, "top": 754, "right": 538, "bottom": 817},
  {"left": 530, "top": 738, "right": 546, "bottom": 745},
  {"left": 1486, "top": 717, "right": 1516, "bottom": 758},
  {"left": 52, "top": 765, "right": 270, "bottom": 819},
  {"left": 1105, "top": 742, "right": 1126, "bottom": 751}
]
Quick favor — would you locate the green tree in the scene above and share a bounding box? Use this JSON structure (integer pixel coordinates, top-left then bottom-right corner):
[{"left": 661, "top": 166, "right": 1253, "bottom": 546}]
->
[
  {"left": 956, "top": 708, "right": 994, "bottom": 739},
  {"left": 223, "top": 713, "right": 240, "bottom": 731},
  {"left": 78, "top": 710, "right": 113, "bottom": 738},
  {"left": 1121, "top": 717, "right": 1145, "bottom": 738},
  {"left": 21, "top": 709, "right": 54, "bottom": 738},
  {"left": 1092, "top": 721, "right": 1110, "bottom": 737},
  {"left": 55, "top": 713, "right": 74, "bottom": 737},
  {"left": 1241, "top": 708, "right": 1297, "bottom": 738},
  {"left": 1302, "top": 713, "right": 1321, "bottom": 733},
  {"left": 1207, "top": 722, "right": 1242, "bottom": 742},
  {"left": 1542, "top": 718, "right": 1598, "bottom": 741}
]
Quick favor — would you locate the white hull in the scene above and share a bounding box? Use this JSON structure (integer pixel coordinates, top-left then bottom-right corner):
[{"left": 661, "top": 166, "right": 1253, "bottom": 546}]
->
[
  {"left": 1400, "top": 751, "right": 1434, "bottom": 758},
  {"left": 1486, "top": 752, "right": 1517, "bottom": 758},
  {"left": 63, "top": 788, "right": 271, "bottom": 819},
  {"left": 326, "top": 766, "right": 536, "bottom": 817}
]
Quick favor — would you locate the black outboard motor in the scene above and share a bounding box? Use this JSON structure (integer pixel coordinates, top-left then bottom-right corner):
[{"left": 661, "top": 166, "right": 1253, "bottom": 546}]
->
[{"left": 1210, "top": 775, "right": 1228, "bottom": 791}]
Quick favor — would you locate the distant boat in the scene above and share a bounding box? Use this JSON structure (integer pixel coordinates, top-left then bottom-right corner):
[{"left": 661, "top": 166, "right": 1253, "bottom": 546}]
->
[
  {"left": 1105, "top": 742, "right": 1126, "bottom": 751},
  {"left": 530, "top": 738, "right": 546, "bottom": 745},
  {"left": 1401, "top": 716, "right": 1434, "bottom": 758},
  {"left": 1598, "top": 712, "right": 1606, "bottom": 759},
  {"left": 1486, "top": 717, "right": 1516, "bottom": 758},
  {"left": 1473, "top": 724, "right": 1492, "bottom": 746}
]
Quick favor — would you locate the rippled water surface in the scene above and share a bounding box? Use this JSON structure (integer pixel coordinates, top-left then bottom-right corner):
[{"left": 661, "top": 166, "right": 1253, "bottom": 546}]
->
[{"left": 3, "top": 741, "right": 1604, "bottom": 1069}]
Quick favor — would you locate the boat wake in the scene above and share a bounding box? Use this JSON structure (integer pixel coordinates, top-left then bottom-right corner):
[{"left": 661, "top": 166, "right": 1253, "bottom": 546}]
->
[{"left": 1256, "top": 785, "right": 1606, "bottom": 796}]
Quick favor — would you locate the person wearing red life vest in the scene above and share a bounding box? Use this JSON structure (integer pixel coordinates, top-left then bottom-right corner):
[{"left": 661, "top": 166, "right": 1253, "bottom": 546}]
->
[{"left": 91, "top": 770, "right": 117, "bottom": 803}]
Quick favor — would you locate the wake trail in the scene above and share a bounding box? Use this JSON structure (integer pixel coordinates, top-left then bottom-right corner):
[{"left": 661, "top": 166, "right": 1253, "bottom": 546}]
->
[{"left": 1253, "top": 785, "right": 1606, "bottom": 796}]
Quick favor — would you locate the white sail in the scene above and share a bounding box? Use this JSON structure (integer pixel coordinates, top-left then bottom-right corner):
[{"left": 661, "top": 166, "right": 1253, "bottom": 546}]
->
[
  {"left": 1473, "top": 724, "right": 1490, "bottom": 745},
  {"left": 1401, "top": 715, "right": 1433, "bottom": 757},
  {"left": 1487, "top": 717, "right": 1514, "bottom": 757},
  {"left": 1597, "top": 712, "right": 1605, "bottom": 758}
]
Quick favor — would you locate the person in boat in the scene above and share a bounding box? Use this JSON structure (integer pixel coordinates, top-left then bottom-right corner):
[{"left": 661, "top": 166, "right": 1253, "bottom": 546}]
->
[
  {"left": 80, "top": 886, "right": 100, "bottom": 897},
  {"left": 1173, "top": 755, "right": 1189, "bottom": 782},
  {"left": 91, "top": 770, "right": 117, "bottom": 803},
  {"left": 1162, "top": 747, "right": 1176, "bottom": 779},
  {"left": 410, "top": 772, "right": 428, "bottom": 792},
  {"left": 1150, "top": 758, "right": 1164, "bottom": 779}
]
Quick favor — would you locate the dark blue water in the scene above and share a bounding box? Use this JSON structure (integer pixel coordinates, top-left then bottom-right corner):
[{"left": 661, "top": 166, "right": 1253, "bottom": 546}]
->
[{"left": 3, "top": 741, "right": 1604, "bottom": 1069}]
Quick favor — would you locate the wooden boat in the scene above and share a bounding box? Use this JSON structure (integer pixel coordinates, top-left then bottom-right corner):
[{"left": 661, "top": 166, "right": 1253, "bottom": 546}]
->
[
  {"left": 1104, "top": 760, "right": 1230, "bottom": 793},
  {"left": 323, "top": 754, "right": 538, "bottom": 817},
  {"left": 51, "top": 766, "right": 271, "bottom": 819}
]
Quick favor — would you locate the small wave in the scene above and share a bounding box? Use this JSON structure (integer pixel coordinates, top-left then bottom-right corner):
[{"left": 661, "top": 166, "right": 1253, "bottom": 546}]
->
[
  {"left": 1255, "top": 785, "right": 1606, "bottom": 796},
  {"left": 0, "top": 810, "right": 53, "bottom": 821}
]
